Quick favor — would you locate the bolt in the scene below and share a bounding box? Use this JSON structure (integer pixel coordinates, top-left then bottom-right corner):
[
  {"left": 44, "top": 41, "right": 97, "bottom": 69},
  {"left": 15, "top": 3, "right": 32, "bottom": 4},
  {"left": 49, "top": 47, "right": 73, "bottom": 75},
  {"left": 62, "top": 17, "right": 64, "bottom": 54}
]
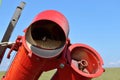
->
[{"left": 60, "top": 63, "right": 65, "bottom": 68}]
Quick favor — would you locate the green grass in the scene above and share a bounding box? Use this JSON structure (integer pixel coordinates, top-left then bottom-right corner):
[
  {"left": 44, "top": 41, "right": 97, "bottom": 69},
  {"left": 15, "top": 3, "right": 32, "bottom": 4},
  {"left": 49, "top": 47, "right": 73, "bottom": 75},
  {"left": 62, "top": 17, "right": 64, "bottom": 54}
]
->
[
  {"left": 0, "top": 70, "right": 56, "bottom": 80},
  {"left": 0, "top": 71, "right": 5, "bottom": 79},
  {"left": 93, "top": 68, "right": 120, "bottom": 80},
  {"left": 0, "top": 68, "right": 120, "bottom": 80},
  {"left": 39, "top": 70, "right": 56, "bottom": 80}
]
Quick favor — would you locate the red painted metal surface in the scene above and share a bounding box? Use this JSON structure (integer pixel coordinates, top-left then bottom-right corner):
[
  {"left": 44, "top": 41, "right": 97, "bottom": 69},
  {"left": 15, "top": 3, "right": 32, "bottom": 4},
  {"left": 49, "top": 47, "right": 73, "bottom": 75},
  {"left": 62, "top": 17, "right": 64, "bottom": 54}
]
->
[
  {"left": 2, "top": 10, "right": 104, "bottom": 80},
  {"left": 51, "top": 43, "right": 104, "bottom": 80},
  {"left": 2, "top": 10, "right": 69, "bottom": 80},
  {"left": 69, "top": 43, "right": 104, "bottom": 78},
  {"left": 32, "top": 10, "right": 69, "bottom": 37},
  {"left": 23, "top": 10, "right": 69, "bottom": 58}
]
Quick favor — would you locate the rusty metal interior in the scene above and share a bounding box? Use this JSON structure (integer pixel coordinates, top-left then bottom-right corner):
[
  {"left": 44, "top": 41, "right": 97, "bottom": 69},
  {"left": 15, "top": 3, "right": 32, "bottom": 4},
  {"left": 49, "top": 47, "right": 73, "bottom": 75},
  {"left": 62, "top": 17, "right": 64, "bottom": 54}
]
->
[{"left": 30, "top": 20, "right": 66, "bottom": 49}]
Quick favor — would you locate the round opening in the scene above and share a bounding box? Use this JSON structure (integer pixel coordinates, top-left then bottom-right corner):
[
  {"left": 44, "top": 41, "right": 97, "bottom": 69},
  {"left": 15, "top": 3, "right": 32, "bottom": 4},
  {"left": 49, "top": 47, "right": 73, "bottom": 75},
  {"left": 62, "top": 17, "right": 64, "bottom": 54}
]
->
[
  {"left": 26, "top": 20, "right": 66, "bottom": 50},
  {"left": 71, "top": 47, "right": 100, "bottom": 74}
]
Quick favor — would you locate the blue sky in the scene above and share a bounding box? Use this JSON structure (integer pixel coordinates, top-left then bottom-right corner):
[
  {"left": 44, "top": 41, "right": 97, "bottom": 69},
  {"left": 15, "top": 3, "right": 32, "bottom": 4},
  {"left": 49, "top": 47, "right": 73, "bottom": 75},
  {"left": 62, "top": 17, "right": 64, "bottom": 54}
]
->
[{"left": 0, "top": 0, "right": 120, "bottom": 71}]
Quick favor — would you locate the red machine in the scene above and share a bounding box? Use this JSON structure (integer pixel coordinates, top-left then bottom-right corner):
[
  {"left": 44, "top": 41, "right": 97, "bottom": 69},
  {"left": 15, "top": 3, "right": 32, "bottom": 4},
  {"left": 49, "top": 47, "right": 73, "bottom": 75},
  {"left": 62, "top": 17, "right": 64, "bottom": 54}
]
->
[
  {"left": 52, "top": 43, "right": 104, "bottom": 80},
  {"left": 1, "top": 5, "right": 104, "bottom": 80}
]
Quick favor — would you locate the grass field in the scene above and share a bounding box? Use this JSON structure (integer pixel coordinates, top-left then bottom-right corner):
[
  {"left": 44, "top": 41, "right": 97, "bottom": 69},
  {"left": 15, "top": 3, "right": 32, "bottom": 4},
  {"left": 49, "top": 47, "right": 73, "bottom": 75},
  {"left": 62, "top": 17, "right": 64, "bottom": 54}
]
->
[
  {"left": 0, "top": 68, "right": 120, "bottom": 80},
  {"left": 93, "top": 68, "right": 120, "bottom": 80}
]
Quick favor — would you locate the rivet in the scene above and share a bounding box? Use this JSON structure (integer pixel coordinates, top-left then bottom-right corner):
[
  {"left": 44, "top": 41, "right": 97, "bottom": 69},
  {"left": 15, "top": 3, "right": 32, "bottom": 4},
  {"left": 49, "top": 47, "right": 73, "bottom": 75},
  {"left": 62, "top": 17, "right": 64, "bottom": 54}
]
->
[{"left": 60, "top": 63, "right": 65, "bottom": 68}]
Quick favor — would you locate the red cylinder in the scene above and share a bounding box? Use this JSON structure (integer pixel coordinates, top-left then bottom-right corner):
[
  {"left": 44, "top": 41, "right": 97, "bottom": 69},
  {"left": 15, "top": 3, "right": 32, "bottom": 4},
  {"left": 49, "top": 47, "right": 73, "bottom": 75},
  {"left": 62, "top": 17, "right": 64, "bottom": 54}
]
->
[
  {"left": 69, "top": 43, "right": 104, "bottom": 78},
  {"left": 3, "top": 45, "right": 44, "bottom": 80},
  {"left": 51, "top": 43, "right": 104, "bottom": 80},
  {"left": 32, "top": 10, "right": 69, "bottom": 37},
  {"left": 23, "top": 10, "right": 69, "bottom": 58},
  {"left": 3, "top": 10, "right": 69, "bottom": 80}
]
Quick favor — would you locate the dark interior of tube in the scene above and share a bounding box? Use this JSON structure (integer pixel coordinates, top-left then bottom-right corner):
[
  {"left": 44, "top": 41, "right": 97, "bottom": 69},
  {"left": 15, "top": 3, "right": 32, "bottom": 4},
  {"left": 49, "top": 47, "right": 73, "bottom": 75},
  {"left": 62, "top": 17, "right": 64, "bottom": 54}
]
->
[
  {"left": 28, "top": 20, "right": 66, "bottom": 49},
  {"left": 71, "top": 47, "right": 99, "bottom": 74}
]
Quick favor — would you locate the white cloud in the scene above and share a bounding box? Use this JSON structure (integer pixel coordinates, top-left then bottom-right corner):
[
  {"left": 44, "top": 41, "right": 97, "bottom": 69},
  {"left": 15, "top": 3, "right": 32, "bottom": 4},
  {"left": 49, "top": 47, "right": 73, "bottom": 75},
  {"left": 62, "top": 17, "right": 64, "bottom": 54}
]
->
[{"left": 108, "top": 60, "right": 120, "bottom": 67}]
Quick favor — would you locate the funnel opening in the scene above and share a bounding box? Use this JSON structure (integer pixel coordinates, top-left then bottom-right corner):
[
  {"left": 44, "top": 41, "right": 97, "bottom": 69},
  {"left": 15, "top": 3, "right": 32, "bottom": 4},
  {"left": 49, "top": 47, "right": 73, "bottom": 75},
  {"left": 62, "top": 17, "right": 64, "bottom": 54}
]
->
[
  {"left": 26, "top": 20, "right": 66, "bottom": 50},
  {"left": 71, "top": 47, "right": 100, "bottom": 74}
]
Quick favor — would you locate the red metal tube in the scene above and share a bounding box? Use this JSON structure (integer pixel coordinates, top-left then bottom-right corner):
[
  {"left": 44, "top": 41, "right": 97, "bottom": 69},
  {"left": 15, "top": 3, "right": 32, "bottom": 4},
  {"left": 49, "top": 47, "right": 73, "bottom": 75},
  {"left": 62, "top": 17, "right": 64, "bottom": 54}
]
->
[
  {"left": 2, "top": 10, "right": 104, "bottom": 80},
  {"left": 23, "top": 10, "right": 69, "bottom": 58},
  {"left": 51, "top": 43, "right": 104, "bottom": 80},
  {"left": 3, "top": 10, "right": 69, "bottom": 80},
  {"left": 69, "top": 43, "right": 104, "bottom": 78}
]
